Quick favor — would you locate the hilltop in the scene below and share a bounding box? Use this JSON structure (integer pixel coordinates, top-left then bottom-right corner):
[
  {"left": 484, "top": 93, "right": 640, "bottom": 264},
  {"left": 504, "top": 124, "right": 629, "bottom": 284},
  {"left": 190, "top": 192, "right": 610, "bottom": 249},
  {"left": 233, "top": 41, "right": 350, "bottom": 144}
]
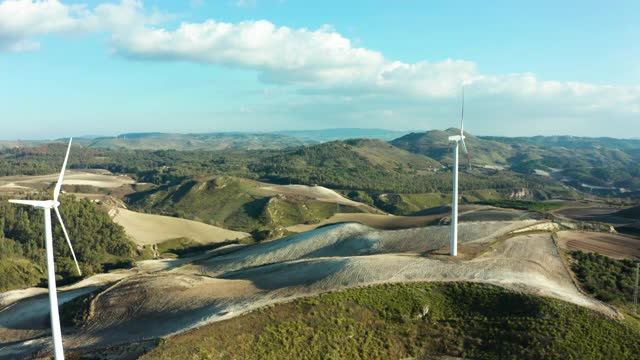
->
[
  {"left": 391, "top": 128, "right": 514, "bottom": 166},
  {"left": 126, "top": 175, "right": 371, "bottom": 238}
]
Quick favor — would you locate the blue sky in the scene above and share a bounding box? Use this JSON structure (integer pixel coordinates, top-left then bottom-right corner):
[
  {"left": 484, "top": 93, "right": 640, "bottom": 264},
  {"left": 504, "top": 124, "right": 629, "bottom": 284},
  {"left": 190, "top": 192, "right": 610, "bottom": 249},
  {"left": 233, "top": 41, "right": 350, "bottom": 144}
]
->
[{"left": 1, "top": 0, "right": 638, "bottom": 139}]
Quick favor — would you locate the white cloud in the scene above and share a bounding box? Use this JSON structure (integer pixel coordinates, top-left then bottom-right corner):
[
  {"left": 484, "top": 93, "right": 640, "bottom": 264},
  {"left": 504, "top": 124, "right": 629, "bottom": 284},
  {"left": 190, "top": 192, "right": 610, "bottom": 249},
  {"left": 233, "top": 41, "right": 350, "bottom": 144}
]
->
[
  {"left": 0, "top": 0, "right": 85, "bottom": 51},
  {"left": 106, "top": 14, "right": 639, "bottom": 116},
  {"left": 0, "top": 0, "right": 160, "bottom": 51},
  {"left": 112, "top": 20, "right": 386, "bottom": 88},
  {"left": 0, "top": 0, "right": 638, "bottom": 133}
]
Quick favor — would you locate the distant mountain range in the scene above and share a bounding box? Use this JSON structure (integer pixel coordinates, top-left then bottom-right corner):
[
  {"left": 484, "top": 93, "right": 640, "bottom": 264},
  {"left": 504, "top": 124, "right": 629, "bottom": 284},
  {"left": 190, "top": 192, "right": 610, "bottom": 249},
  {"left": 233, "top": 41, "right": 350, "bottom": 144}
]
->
[
  {"left": 88, "top": 129, "right": 411, "bottom": 150},
  {"left": 79, "top": 133, "right": 310, "bottom": 151},
  {"left": 0, "top": 129, "right": 411, "bottom": 151}
]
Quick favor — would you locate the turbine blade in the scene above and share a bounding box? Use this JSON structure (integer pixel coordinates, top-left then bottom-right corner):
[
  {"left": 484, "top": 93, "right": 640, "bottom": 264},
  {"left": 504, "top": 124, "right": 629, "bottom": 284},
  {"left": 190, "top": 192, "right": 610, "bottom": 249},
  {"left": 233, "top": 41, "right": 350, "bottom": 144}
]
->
[
  {"left": 9, "top": 199, "right": 50, "bottom": 207},
  {"left": 461, "top": 139, "right": 471, "bottom": 168},
  {"left": 461, "top": 138, "right": 469, "bottom": 155},
  {"left": 53, "top": 138, "right": 72, "bottom": 201},
  {"left": 54, "top": 206, "right": 82, "bottom": 276}
]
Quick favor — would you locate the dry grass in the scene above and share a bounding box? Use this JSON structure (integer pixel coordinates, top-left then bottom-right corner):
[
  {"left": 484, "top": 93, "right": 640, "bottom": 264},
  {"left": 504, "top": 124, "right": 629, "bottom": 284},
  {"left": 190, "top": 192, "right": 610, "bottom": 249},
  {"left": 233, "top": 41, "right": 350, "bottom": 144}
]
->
[
  {"left": 0, "top": 170, "right": 135, "bottom": 189},
  {"left": 110, "top": 208, "right": 250, "bottom": 245}
]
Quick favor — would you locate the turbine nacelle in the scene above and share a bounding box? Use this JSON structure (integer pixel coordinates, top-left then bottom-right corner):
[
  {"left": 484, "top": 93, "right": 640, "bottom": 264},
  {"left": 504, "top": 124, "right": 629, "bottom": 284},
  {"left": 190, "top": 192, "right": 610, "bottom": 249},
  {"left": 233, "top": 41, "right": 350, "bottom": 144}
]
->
[{"left": 448, "top": 135, "right": 466, "bottom": 142}]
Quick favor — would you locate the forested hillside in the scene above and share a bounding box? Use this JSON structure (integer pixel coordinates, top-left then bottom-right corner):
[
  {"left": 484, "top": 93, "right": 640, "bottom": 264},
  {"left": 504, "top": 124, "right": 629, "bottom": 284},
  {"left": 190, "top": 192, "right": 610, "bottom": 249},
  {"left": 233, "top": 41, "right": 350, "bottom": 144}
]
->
[
  {"left": 248, "top": 140, "right": 565, "bottom": 194},
  {"left": 0, "top": 196, "right": 136, "bottom": 291},
  {"left": 393, "top": 129, "right": 640, "bottom": 193}
]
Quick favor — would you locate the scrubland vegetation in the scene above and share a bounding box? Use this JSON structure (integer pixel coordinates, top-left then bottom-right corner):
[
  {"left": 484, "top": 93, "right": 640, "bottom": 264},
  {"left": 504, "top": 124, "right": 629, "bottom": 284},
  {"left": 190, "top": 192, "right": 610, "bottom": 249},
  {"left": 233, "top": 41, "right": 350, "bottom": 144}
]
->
[{"left": 142, "top": 282, "right": 640, "bottom": 360}]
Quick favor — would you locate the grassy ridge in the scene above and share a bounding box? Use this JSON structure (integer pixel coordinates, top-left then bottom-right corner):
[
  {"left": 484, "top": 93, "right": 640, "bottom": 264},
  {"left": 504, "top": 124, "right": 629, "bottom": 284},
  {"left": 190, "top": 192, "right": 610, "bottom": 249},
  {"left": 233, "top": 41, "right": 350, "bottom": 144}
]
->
[
  {"left": 127, "top": 176, "right": 364, "bottom": 236},
  {"left": 141, "top": 282, "right": 640, "bottom": 360}
]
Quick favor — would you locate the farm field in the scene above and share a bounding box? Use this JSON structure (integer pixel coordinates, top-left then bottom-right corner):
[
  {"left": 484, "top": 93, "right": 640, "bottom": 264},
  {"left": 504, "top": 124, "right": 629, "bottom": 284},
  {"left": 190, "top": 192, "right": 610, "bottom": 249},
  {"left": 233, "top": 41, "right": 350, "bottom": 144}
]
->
[{"left": 557, "top": 231, "right": 640, "bottom": 260}]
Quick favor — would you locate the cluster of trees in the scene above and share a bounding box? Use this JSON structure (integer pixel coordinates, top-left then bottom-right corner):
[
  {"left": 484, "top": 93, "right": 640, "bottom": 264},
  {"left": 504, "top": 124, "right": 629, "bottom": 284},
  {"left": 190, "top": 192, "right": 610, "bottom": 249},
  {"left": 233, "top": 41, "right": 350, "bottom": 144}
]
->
[
  {"left": 571, "top": 250, "right": 639, "bottom": 305},
  {"left": 0, "top": 196, "right": 136, "bottom": 291}
]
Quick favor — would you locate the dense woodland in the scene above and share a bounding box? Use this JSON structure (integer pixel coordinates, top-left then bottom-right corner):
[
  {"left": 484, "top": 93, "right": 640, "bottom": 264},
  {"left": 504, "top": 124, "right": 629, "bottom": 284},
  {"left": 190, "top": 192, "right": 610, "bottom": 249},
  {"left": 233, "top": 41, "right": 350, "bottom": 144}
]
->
[
  {"left": 570, "top": 251, "right": 640, "bottom": 306},
  {"left": 0, "top": 196, "right": 136, "bottom": 291}
]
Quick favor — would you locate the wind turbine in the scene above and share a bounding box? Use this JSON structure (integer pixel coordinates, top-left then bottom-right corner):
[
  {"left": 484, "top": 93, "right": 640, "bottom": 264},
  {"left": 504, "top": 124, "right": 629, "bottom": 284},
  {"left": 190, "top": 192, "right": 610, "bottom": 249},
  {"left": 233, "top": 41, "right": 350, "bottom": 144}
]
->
[
  {"left": 9, "top": 138, "right": 81, "bottom": 360},
  {"left": 448, "top": 89, "right": 470, "bottom": 257}
]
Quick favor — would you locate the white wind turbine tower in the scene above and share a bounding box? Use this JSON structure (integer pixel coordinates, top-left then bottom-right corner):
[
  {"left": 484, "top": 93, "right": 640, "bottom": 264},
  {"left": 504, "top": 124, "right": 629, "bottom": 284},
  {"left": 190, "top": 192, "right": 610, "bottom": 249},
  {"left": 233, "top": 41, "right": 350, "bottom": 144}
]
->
[
  {"left": 9, "top": 138, "right": 81, "bottom": 360},
  {"left": 448, "top": 89, "right": 470, "bottom": 257}
]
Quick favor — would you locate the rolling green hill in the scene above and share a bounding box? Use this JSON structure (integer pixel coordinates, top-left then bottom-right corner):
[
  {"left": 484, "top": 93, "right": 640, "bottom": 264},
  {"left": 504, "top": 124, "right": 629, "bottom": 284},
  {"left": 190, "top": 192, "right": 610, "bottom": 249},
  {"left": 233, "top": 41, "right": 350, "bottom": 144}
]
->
[
  {"left": 126, "top": 176, "right": 365, "bottom": 237},
  {"left": 249, "top": 139, "right": 560, "bottom": 195},
  {"left": 344, "top": 139, "right": 441, "bottom": 171},
  {"left": 392, "top": 129, "right": 640, "bottom": 194},
  {"left": 141, "top": 282, "right": 640, "bottom": 360},
  {"left": 390, "top": 129, "right": 514, "bottom": 166}
]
